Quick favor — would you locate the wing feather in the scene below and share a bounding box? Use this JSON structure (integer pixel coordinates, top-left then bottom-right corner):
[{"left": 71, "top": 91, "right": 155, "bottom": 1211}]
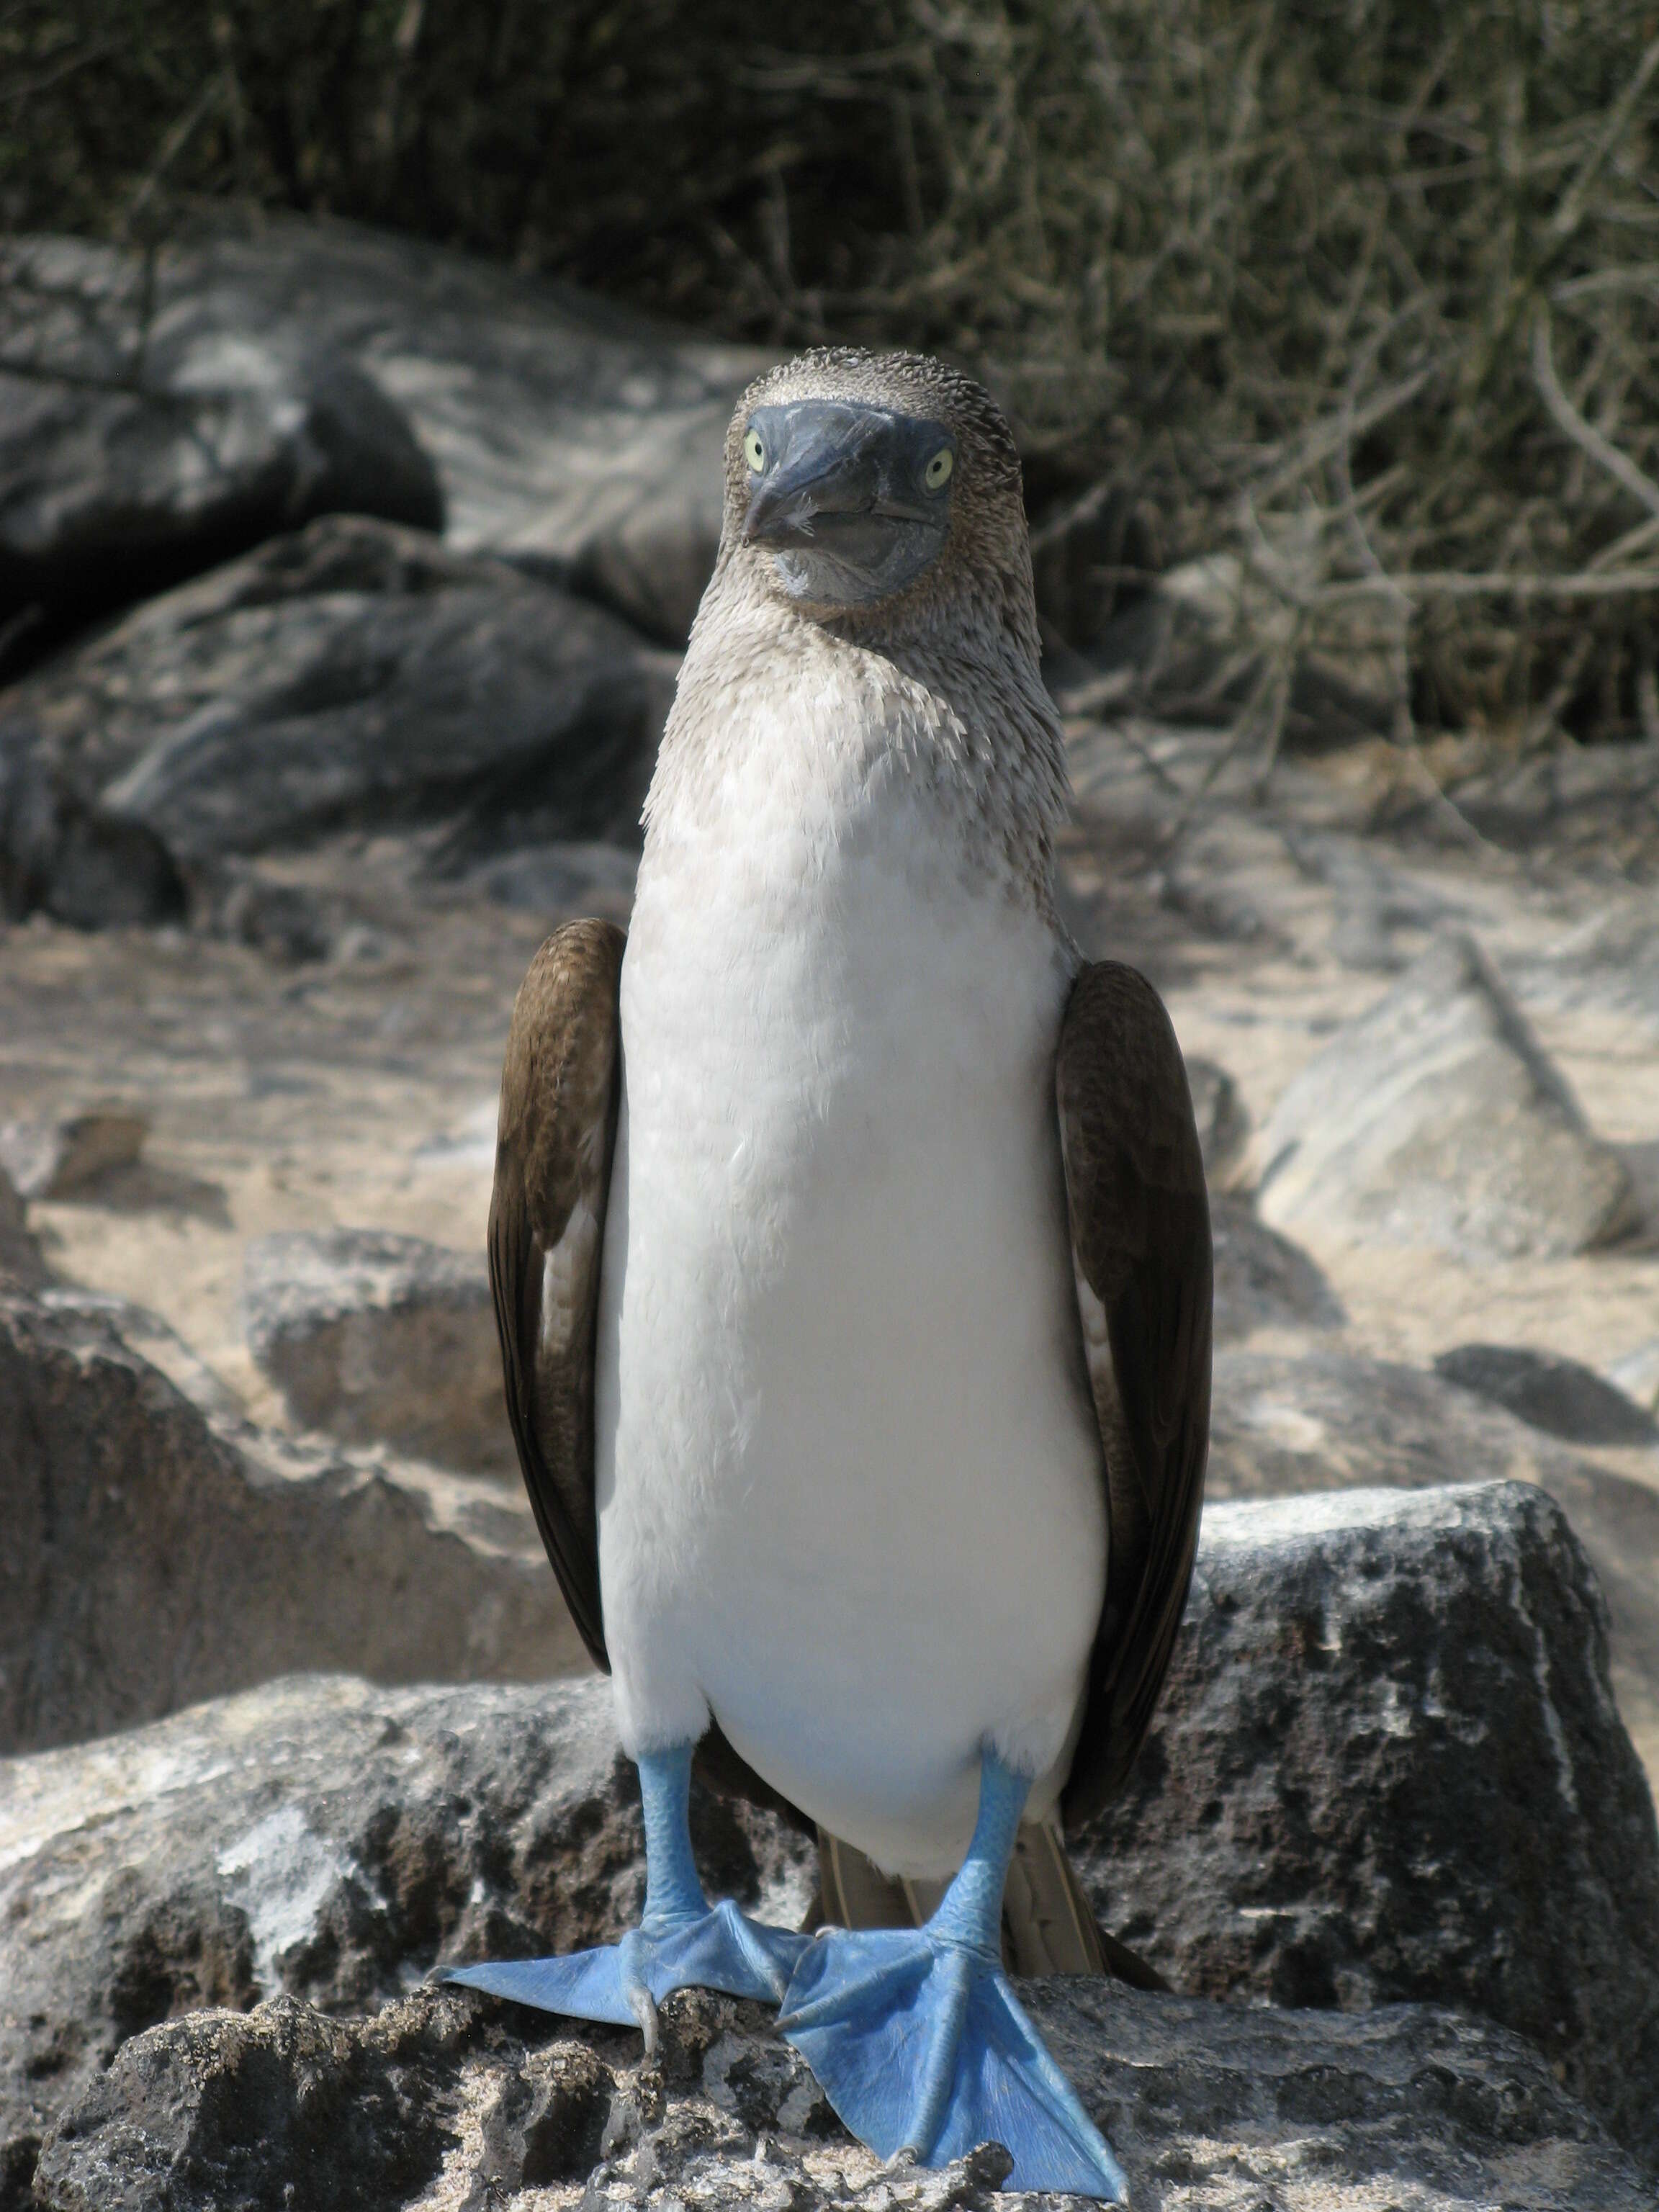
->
[
  {"left": 489, "top": 920, "right": 626, "bottom": 1671},
  {"left": 1056, "top": 961, "right": 1213, "bottom": 1827}
]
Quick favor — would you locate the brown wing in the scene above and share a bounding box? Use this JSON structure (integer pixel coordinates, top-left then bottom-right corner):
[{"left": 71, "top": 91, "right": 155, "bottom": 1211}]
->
[
  {"left": 489, "top": 920, "right": 626, "bottom": 1670},
  {"left": 1055, "top": 961, "right": 1213, "bottom": 1829}
]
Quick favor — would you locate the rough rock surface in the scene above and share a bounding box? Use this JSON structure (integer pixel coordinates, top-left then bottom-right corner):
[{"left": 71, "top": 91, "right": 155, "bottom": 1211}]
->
[
  {"left": 1209, "top": 1194, "right": 1344, "bottom": 1343},
  {"left": 243, "top": 1227, "right": 508, "bottom": 1472},
  {"left": 5, "top": 1486, "right": 1655, "bottom": 2185},
  {"left": 0, "top": 1675, "right": 809, "bottom": 2199},
  {"left": 0, "top": 1169, "right": 47, "bottom": 1287},
  {"left": 1073, "top": 1482, "right": 1659, "bottom": 2171},
  {"left": 1206, "top": 1344, "right": 1659, "bottom": 1773},
  {"left": 4, "top": 222, "right": 767, "bottom": 647},
  {"left": 1251, "top": 931, "right": 1638, "bottom": 1260},
  {"left": 0, "top": 741, "right": 186, "bottom": 928},
  {"left": 0, "top": 1286, "right": 585, "bottom": 1759},
  {"left": 0, "top": 236, "right": 442, "bottom": 637},
  {"left": 0, "top": 1102, "right": 145, "bottom": 1199},
  {"left": 1434, "top": 1341, "right": 1659, "bottom": 1446},
  {"left": 27, "top": 1983, "right": 1651, "bottom": 2212},
  {"left": 0, "top": 514, "right": 678, "bottom": 862}
]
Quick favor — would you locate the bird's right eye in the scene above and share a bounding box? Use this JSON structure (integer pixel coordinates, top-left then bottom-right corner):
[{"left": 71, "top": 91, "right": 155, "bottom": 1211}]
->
[{"left": 744, "top": 428, "right": 766, "bottom": 473}]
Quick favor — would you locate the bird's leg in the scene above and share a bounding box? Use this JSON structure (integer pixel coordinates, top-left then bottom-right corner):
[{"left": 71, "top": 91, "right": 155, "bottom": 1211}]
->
[
  {"left": 778, "top": 1753, "right": 1128, "bottom": 2200},
  {"left": 441, "top": 1743, "right": 806, "bottom": 2045}
]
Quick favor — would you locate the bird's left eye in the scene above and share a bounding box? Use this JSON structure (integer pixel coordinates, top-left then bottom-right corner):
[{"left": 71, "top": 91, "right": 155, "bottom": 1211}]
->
[
  {"left": 925, "top": 446, "right": 954, "bottom": 490},
  {"left": 744, "top": 428, "right": 766, "bottom": 473}
]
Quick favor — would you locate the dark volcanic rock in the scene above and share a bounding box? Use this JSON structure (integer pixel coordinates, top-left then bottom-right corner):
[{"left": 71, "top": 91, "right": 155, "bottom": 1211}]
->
[
  {"left": 0, "top": 1284, "right": 585, "bottom": 1760},
  {"left": 4, "top": 222, "right": 767, "bottom": 647},
  {"left": 0, "top": 238, "right": 442, "bottom": 645},
  {"left": 28, "top": 1982, "right": 1650, "bottom": 2212},
  {"left": 1209, "top": 1194, "right": 1344, "bottom": 1343},
  {"left": 0, "top": 742, "right": 186, "bottom": 927},
  {"left": 1435, "top": 1341, "right": 1659, "bottom": 1445},
  {"left": 0, "top": 1676, "right": 812, "bottom": 2198},
  {"left": 1206, "top": 1344, "right": 1659, "bottom": 1778},
  {"left": 1073, "top": 1481, "right": 1659, "bottom": 2172},
  {"left": 0, "top": 1102, "right": 146, "bottom": 1199},
  {"left": 243, "top": 1227, "right": 508, "bottom": 1473},
  {"left": 1252, "top": 931, "right": 1638, "bottom": 1260},
  {"left": 1, "top": 514, "right": 676, "bottom": 861}
]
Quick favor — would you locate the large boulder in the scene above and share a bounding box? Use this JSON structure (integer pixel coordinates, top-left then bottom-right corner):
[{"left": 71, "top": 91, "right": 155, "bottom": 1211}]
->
[
  {"left": 0, "top": 1285, "right": 586, "bottom": 1760},
  {"left": 1251, "top": 931, "right": 1639, "bottom": 1260},
  {"left": 1074, "top": 1481, "right": 1659, "bottom": 2171},
  {"left": 4, "top": 1485, "right": 1655, "bottom": 2182},
  {"left": 1206, "top": 1343, "right": 1659, "bottom": 1781},
  {"left": 3, "top": 222, "right": 768, "bottom": 647},
  {"left": 1, "top": 514, "right": 677, "bottom": 863},
  {"left": 0, "top": 1674, "right": 811, "bottom": 2198},
  {"left": 1434, "top": 1341, "right": 1659, "bottom": 1446},
  {"left": 243, "top": 1228, "right": 508, "bottom": 1473},
  {"left": 0, "top": 236, "right": 442, "bottom": 645},
  {"left": 27, "top": 1983, "right": 1650, "bottom": 2212}
]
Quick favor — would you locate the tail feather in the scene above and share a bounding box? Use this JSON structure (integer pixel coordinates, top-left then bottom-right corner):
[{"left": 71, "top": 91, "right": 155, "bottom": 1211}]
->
[{"left": 814, "top": 1821, "right": 1167, "bottom": 1990}]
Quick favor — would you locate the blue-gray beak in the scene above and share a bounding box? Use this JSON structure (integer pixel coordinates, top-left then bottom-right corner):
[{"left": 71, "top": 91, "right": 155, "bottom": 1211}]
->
[{"left": 742, "top": 400, "right": 956, "bottom": 607}]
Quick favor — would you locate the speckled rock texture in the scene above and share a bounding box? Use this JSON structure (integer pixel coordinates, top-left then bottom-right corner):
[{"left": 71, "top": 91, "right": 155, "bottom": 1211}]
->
[
  {"left": 5, "top": 1482, "right": 1656, "bottom": 2195},
  {"left": 1071, "top": 1482, "right": 1659, "bottom": 2173},
  {"left": 26, "top": 1985, "right": 1651, "bottom": 2212},
  {"left": 0, "top": 1676, "right": 811, "bottom": 2205}
]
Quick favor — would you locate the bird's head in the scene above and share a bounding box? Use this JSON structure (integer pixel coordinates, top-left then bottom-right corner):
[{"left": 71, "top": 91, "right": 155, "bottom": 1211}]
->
[{"left": 722, "top": 349, "right": 1031, "bottom": 635}]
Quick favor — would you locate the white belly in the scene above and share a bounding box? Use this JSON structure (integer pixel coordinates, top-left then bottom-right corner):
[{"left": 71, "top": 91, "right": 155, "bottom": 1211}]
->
[{"left": 593, "top": 778, "right": 1105, "bottom": 1877}]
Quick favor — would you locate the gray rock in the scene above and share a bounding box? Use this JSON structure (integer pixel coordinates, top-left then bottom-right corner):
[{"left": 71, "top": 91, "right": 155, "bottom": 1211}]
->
[
  {"left": 0, "top": 1168, "right": 47, "bottom": 1287},
  {"left": 1435, "top": 1343, "right": 1659, "bottom": 1447},
  {"left": 1078, "top": 1468, "right": 1659, "bottom": 2165},
  {"left": 0, "top": 1102, "right": 146, "bottom": 1198},
  {"left": 5, "top": 221, "right": 768, "bottom": 646},
  {"left": 0, "top": 237, "right": 442, "bottom": 633},
  {"left": 243, "top": 1227, "right": 509, "bottom": 1473},
  {"left": 0, "top": 742, "right": 186, "bottom": 929},
  {"left": 0, "top": 1285, "right": 586, "bottom": 1761},
  {"left": 1251, "top": 932, "right": 1639, "bottom": 1260},
  {"left": 1205, "top": 1344, "right": 1659, "bottom": 1780},
  {"left": 470, "top": 837, "right": 641, "bottom": 923},
  {"left": 6, "top": 1483, "right": 1656, "bottom": 2185},
  {"left": 1209, "top": 1194, "right": 1344, "bottom": 1344},
  {"left": 5, "top": 513, "right": 677, "bottom": 860},
  {"left": 0, "top": 1676, "right": 812, "bottom": 2200},
  {"left": 1182, "top": 1054, "right": 1248, "bottom": 1184},
  {"left": 28, "top": 1982, "right": 1651, "bottom": 2212},
  {"left": 1612, "top": 1339, "right": 1659, "bottom": 1415}
]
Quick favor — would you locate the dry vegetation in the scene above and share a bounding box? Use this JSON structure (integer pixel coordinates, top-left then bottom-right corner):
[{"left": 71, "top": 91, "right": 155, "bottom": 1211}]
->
[{"left": 5, "top": 0, "right": 1659, "bottom": 741}]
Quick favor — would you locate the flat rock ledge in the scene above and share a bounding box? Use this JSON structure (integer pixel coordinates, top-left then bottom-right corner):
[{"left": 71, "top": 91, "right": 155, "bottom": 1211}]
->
[{"left": 27, "top": 1983, "right": 1650, "bottom": 2212}]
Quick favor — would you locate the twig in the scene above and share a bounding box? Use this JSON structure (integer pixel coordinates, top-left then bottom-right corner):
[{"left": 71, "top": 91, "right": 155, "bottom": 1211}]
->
[{"left": 1531, "top": 301, "right": 1659, "bottom": 522}]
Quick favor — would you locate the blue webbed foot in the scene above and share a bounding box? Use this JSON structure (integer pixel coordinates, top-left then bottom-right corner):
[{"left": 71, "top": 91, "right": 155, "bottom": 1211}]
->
[
  {"left": 437, "top": 1743, "right": 807, "bottom": 2051},
  {"left": 779, "top": 1927, "right": 1127, "bottom": 2199},
  {"left": 442, "top": 1898, "right": 806, "bottom": 2047},
  {"left": 778, "top": 1753, "right": 1128, "bottom": 2201}
]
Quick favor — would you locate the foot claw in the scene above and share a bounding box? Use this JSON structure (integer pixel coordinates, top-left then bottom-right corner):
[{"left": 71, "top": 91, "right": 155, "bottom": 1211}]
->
[{"left": 780, "top": 1930, "right": 1128, "bottom": 2201}]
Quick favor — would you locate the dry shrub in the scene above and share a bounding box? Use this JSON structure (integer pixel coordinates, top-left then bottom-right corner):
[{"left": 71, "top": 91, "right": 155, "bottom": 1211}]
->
[{"left": 4, "top": 0, "right": 1658, "bottom": 739}]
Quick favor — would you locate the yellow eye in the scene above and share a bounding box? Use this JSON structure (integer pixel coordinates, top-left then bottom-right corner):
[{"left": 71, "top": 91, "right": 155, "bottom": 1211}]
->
[
  {"left": 744, "top": 428, "right": 766, "bottom": 473},
  {"left": 925, "top": 446, "right": 954, "bottom": 490}
]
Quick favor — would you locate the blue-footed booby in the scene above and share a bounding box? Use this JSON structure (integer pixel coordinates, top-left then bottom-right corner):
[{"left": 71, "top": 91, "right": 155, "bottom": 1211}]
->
[{"left": 444, "top": 349, "right": 1213, "bottom": 2198}]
